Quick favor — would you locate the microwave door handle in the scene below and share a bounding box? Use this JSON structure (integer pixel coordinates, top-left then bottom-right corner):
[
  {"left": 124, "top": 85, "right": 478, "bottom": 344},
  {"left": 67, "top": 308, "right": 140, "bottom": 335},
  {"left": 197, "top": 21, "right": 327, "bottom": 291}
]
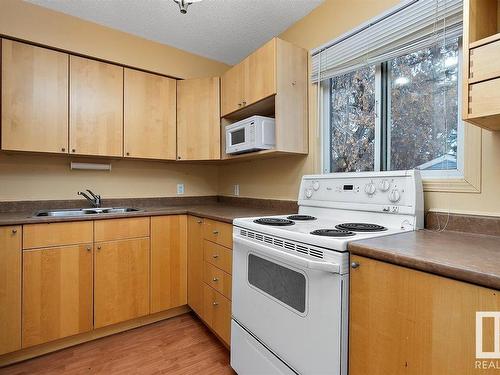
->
[{"left": 235, "top": 236, "right": 340, "bottom": 274}]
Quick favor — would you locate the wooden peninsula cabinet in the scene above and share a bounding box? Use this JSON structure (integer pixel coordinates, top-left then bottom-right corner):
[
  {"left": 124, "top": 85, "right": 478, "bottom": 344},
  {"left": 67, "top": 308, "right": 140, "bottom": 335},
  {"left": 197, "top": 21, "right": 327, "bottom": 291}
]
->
[{"left": 350, "top": 255, "right": 500, "bottom": 375}]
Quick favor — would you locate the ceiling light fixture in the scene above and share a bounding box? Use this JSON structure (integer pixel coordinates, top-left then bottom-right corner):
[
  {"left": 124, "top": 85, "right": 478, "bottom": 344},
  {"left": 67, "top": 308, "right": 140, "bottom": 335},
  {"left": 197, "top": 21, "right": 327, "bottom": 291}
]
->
[{"left": 173, "top": 0, "right": 202, "bottom": 14}]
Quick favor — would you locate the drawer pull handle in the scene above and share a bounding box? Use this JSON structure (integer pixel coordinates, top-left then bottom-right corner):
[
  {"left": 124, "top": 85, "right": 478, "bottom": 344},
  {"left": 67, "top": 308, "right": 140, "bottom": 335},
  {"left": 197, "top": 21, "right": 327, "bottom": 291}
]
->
[
  {"left": 212, "top": 277, "right": 219, "bottom": 282},
  {"left": 97, "top": 246, "right": 102, "bottom": 250},
  {"left": 86, "top": 246, "right": 91, "bottom": 252},
  {"left": 213, "top": 230, "right": 219, "bottom": 235},
  {"left": 351, "top": 262, "right": 360, "bottom": 269},
  {"left": 212, "top": 301, "right": 219, "bottom": 306},
  {"left": 11, "top": 229, "right": 17, "bottom": 234},
  {"left": 197, "top": 220, "right": 202, "bottom": 224},
  {"left": 212, "top": 254, "right": 219, "bottom": 259}
]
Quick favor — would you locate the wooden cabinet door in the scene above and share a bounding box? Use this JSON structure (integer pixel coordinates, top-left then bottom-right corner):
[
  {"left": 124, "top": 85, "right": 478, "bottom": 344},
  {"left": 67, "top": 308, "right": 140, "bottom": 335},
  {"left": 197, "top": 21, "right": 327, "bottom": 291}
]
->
[
  {"left": 22, "top": 244, "right": 93, "bottom": 348},
  {"left": 203, "top": 284, "right": 231, "bottom": 346},
  {"left": 350, "top": 255, "right": 500, "bottom": 375},
  {"left": 1, "top": 40, "right": 68, "bottom": 154},
  {"left": 70, "top": 56, "right": 123, "bottom": 157},
  {"left": 244, "top": 38, "right": 276, "bottom": 106},
  {"left": 221, "top": 62, "right": 245, "bottom": 116},
  {"left": 177, "top": 77, "right": 220, "bottom": 160},
  {"left": 94, "top": 238, "right": 150, "bottom": 328},
  {"left": 0, "top": 226, "right": 21, "bottom": 355},
  {"left": 187, "top": 216, "right": 204, "bottom": 317},
  {"left": 124, "top": 69, "right": 176, "bottom": 160},
  {"left": 151, "top": 216, "right": 187, "bottom": 314}
]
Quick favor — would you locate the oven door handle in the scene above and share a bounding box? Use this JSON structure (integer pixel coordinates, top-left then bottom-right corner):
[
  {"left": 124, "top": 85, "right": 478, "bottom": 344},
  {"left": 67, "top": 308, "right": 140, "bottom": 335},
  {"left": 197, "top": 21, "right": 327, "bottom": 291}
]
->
[{"left": 235, "top": 236, "right": 341, "bottom": 274}]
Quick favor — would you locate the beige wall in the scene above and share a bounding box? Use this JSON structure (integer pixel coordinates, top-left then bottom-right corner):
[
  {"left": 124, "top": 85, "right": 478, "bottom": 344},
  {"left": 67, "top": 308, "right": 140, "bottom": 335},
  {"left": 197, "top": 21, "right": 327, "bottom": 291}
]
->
[
  {"left": 219, "top": 0, "right": 500, "bottom": 217},
  {"left": 0, "top": 0, "right": 227, "bottom": 201}
]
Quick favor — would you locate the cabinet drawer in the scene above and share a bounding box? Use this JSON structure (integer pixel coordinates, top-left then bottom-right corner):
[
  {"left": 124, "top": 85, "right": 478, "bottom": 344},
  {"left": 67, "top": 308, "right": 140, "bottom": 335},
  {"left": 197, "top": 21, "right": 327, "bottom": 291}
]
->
[
  {"left": 204, "top": 240, "right": 232, "bottom": 274},
  {"left": 203, "top": 219, "right": 232, "bottom": 248},
  {"left": 468, "top": 78, "right": 500, "bottom": 118},
  {"left": 203, "top": 262, "right": 232, "bottom": 300},
  {"left": 23, "top": 221, "right": 93, "bottom": 249},
  {"left": 470, "top": 40, "right": 500, "bottom": 83},
  {"left": 94, "top": 217, "right": 150, "bottom": 242},
  {"left": 203, "top": 284, "right": 231, "bottom": 345}
]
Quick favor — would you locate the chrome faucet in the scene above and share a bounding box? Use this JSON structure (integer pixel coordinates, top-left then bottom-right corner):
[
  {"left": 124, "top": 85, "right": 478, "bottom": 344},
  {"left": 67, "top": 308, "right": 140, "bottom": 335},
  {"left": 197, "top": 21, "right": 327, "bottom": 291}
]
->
[{"left": 78, "top": 189, "right": 102, "bottom": 208}]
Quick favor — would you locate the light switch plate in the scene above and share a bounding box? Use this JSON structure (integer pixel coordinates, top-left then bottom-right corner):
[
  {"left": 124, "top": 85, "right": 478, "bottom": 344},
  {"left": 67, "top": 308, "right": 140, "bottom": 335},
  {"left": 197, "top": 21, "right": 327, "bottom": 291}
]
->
[
  {"left": 177, "top": 183, "right": 185, "bottom": 195},
  {"left": 234, "top": 184, "right": 240, "bottom": 196}
]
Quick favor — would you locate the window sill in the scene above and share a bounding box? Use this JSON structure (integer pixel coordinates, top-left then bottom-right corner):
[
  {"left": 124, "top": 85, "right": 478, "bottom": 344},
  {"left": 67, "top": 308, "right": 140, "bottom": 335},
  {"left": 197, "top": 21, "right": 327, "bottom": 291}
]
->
[{"left": 423, "top": 177, "right": 480, "bottom": 193}]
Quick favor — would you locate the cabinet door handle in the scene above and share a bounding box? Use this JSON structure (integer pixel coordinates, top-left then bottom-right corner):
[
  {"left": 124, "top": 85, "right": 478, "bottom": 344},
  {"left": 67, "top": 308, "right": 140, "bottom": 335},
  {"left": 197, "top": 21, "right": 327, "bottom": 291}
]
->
[
  {"left": 212, "top": 301, "right": 219, "bottom": 306},
  {"left": 61, "top": 147, "right": 66, "bottom": 152},
  {"left": 11, "top": 229, "right": 17, "bottom": 234},
  {"left": 212, "top": 254, "right": 219, "bottom": 259},
  {"left": 238, "top": 103, "right": 242, "bottom": 107},
  {"left": 212, "top": 277, "right": 219, "bottom": 282},
  {"left": 213, "top": 230, "right": 219, "bottom": 235},
  {"left": 97, "top": 246, "right": 102, "bottom": 251},
  {"left": 242, "top": 100, "right": 247, "bottom": 106},
  {"left": 86, "top": 246, "right": 91, "bottom": 252},
  {"left": 197, "top": 220, "right": 202, "bottom": 224},
  {"left": 351, "top": 262, "right": 360, "bottom": 269}
]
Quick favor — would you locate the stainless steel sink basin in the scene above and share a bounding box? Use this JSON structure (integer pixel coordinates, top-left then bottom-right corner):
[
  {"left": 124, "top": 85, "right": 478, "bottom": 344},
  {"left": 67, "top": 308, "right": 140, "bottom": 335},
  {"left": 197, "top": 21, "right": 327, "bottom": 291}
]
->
[{"left": 33, "top": 207, "right": 141, "bottom": 217}]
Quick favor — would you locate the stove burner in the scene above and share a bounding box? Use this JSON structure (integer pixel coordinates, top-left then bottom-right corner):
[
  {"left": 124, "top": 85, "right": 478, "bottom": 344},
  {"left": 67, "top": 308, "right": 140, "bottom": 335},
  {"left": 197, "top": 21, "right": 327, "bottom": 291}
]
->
[
  {"left": 310, "top": 229, "right": 355, "bottom": 237},
  {"left": 335, "top": 223, "right": 387, "bottom": 232},
  {"left": 287, "top": 215, "right": 317, "bottom": 221},
  {"left": 253, "top": 218, "right": 295, "bottom": 226}
]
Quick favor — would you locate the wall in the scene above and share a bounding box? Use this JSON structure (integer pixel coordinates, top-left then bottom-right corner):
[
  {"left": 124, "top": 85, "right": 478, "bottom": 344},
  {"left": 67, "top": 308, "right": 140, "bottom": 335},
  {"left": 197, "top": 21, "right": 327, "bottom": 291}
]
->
[
  {"left": 218, "top": 0, "right": 500, "bottom": 217},
  {"left": 0, "top": 0, "right": 227, "bottom": 201}
]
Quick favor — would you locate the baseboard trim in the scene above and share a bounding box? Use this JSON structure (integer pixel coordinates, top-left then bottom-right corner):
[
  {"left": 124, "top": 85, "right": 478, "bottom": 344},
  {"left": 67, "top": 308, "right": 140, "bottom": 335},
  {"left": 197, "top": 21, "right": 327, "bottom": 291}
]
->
[{"left": 0, "top": 305, "right": 190, "bottom": 368}]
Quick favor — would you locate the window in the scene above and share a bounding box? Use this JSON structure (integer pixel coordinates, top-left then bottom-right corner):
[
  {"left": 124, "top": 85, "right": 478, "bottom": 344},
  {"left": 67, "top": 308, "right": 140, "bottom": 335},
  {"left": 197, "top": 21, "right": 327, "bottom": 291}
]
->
[{"left": 322, "top": 37, "right": 463, "bottom": 178}]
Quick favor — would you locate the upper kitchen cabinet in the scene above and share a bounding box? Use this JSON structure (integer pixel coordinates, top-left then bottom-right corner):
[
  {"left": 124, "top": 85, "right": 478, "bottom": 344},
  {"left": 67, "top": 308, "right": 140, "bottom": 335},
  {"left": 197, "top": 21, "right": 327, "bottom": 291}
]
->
[
  {"left": 124, "top": 69, "right": 176, "bottom": 160},
  {"left": 70, "top": 56, "right": 123, "bottom": 156},
  {"left": 221, "top": 39, "right": 276, "bottom": 117},
  {"left": 220, "top": 37, "right": 308, "bottom": 159},
  {"left": 221, "top": 60, "right": 247, "bottom": 117},
  {"left": 1, "top": 40, "right": 69, "bottom": 154},
  {"left": 463, "top": 0, "right": 500, "bottom": 130},
  {"left": 177, "top": 77, "right": 220, "bottom": 160}
]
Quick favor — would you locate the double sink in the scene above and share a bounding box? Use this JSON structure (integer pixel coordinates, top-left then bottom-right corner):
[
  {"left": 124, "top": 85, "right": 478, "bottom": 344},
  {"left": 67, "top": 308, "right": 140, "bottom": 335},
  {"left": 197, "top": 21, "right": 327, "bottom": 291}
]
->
[{"left": 33, "top": 207, "right": 141, "bottom": 217}]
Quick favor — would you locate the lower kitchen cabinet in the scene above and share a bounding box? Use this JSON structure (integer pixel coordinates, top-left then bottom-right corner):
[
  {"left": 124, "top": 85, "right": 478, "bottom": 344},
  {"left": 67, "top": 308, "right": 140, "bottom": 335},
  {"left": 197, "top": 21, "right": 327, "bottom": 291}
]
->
[
  {"left": 203, "top": 284, "right": 231, "bottom": 345},
  {"left": 151, "top": 215, "right": 187, "bottom": 314},
  {"left": 0, "top": 226, "right": 21, "bottom": 355},
  {"left": 94, "top": 238, "right": 150, "bottom": 328},
  {"left": 187, "top": 216, "right": 205, "bottom": 316},
  {"left": 22, "top": 244, "right": 93, "bottom": 347},
  {"left": 350, "top": 255, "right": 500, "bottom": 375}
]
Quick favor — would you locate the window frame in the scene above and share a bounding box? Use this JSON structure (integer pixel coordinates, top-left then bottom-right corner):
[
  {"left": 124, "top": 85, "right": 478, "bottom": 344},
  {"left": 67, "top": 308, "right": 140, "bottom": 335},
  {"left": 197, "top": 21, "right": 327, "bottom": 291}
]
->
[{"left": 321, "top": 39, "right": 465, "bottom": 181}]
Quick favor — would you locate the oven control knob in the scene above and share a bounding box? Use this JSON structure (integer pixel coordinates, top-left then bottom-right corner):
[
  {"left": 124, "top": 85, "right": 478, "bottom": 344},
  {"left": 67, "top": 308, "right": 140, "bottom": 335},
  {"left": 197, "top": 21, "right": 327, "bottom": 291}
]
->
[
  {"left": 379, "top": 179, "right": 390, "bottom": 192},
  {"left": 312, "top": 181, "right": 320, "bottom": 191},
  {"left": 364, "top": 182, "right": 376, "bottom": 196},
  {"left": 305, "top": 188, "right": 313, "bottom": 199},
  {"left": 389, "top": 189, "right": 401, "bottom": 203}
]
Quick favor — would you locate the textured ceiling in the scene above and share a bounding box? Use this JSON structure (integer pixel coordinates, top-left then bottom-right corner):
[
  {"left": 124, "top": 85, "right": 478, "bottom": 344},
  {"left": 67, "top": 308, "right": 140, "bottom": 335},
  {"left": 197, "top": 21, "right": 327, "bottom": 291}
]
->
[{"left": 26, "top": 0, "right": 323, "bottom": 65}]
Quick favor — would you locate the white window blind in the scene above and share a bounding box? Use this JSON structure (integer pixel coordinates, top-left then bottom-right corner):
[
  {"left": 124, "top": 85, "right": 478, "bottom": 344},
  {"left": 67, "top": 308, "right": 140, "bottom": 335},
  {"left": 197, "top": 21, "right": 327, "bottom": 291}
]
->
[{"left": 311, "top": 0, "right": 463, "bottom": 82}]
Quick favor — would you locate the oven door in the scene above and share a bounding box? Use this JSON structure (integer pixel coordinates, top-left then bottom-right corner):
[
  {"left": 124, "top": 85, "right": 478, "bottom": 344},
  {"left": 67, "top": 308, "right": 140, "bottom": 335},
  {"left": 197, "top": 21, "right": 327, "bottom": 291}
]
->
[{"left": 231, "top": 236, "right": 348, "bottom": 375}]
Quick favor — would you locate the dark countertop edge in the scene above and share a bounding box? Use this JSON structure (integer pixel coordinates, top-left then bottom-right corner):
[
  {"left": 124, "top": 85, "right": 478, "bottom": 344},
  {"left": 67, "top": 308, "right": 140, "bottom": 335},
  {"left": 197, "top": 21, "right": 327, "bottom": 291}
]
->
[
  {"left": 348, "top": 242, "right": 500, "bottom": 291},
  {"left": 0, "top": 205, "right": 288, "bottom": 226}
]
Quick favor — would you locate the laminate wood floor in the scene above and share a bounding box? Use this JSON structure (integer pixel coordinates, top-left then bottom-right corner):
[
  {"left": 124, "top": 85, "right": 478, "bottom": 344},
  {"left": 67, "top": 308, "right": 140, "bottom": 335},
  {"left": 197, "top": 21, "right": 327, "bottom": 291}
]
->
[{"left": 0, "top": 313, "right": 235, "bottom": 375}]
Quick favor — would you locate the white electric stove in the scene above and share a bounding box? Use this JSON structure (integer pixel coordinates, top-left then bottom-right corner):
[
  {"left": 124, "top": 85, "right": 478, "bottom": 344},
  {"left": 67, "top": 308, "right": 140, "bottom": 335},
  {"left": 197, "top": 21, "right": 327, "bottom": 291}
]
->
[{"left": 230, "top": 170, "right": 423, "bottom": 375}]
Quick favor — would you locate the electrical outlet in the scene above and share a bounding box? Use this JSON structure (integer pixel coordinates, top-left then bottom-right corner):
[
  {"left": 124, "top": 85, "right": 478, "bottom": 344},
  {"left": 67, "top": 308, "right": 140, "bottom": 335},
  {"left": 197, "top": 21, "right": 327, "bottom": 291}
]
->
[
  {"left": 177, "top": 183, "right": 185, "bottom": 195},
  {"left": 234, "top": 184, "right": 240, "bottom": 196}
]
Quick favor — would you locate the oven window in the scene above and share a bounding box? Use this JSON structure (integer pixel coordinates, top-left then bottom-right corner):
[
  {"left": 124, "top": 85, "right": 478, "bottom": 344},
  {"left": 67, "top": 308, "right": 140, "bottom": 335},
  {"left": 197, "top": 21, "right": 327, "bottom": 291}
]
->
[
  {"left": 231, "top": 128, "right": 245, "bottom": 145},
  {"left": 248, "top": 254, "right": 306, "bottom": 313}
]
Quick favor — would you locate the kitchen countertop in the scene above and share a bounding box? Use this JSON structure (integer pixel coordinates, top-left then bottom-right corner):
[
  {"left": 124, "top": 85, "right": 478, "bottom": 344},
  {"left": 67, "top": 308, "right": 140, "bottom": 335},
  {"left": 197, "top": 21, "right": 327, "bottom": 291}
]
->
[
  {"left": 348, "top": 229, "right": 500, "bottom": 290},
  {"left": 0, "top": 203, "right": 294, "bottom": 226}
]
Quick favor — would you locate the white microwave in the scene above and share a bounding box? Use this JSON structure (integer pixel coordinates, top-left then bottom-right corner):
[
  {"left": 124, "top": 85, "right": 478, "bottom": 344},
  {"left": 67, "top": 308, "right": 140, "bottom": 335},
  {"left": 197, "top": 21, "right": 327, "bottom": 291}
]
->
[{"left": 225, "top": 115, "right": 276, "bottom": 155}]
